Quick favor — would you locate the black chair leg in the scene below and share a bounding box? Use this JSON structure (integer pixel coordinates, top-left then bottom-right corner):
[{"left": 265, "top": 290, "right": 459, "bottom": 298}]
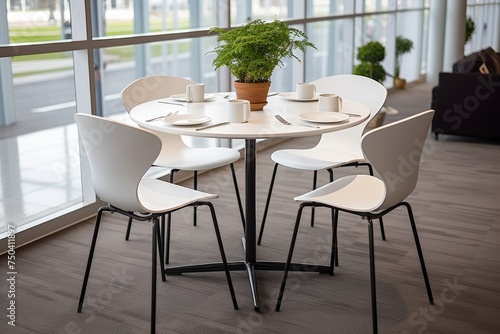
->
[
  {"left": 368, "top": 219, "right": 378, "bottom": 334},
  {"left": 165, "top": 170, "right": 178, "bottom": 265},
  {"left": 125, "top": 217, "right": 132, "bottom": 240},
  {"left": 155, "top": 218, "right": 166, "bottom": 282},
  {"left": 310, "top": 171, "right": 318, "bottom": 227},
  {"left": 78, "top": 206, "right": 106, "bottom": 312},
  {"left": 404, "top": 203, "right": 434, "bottom": 305},
  {"left": 331, "top": 209, "right": 339, "bottom": 268},
  {"left": 204, "top": 202, "right": 238, "bottom": 309},
  {"left": 230, "top": 163, "right": 246, "bottom": 230},
  {"left": 78, "top": 207, "right": 109, "bottom": 313},
  {"left": 330, "top": 208, "right": 339, "bottom": 273},
  {"left": 258, "top": 163, "right": 279, "bottom": 245},
  {"left": 151, "top": 219, "right": 158, "bottom": 334},
  {"left": 193, "top": 171, "right": 198, "bottom": 226},
  {"left": 276, "top": 204, "right": 306, "bottom": 311},
  {"left": 379, "top": 217, "right": 386, "bottom": 241}
]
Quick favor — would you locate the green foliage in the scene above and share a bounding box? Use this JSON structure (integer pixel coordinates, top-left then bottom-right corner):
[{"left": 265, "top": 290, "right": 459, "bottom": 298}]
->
[
  {"left": 208, "top": 19, "right": 317, "bottom": 83},
  {"left": 356, "top": 41, "right": 386, "bottom": 63},
  {"left": 353, "top": 62, "right": 387, "bottom": 83},
  {"left": 395, "top": 35, "right": 414, "bottom": 78},
  {"left": 465, "top": 16, "right": 476, "bottom": 44},
  {"left": 353, "top": 41, "right": 386, "bottom": 83}
]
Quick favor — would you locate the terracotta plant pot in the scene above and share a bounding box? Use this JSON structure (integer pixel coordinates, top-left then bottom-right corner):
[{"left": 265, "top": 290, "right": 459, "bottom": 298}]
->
[
  {"left": 394, "top": 78, "right": 407, "bottom": 89},
  {"left": 233, "top": 81, "right": 271, "bottom": 111}
]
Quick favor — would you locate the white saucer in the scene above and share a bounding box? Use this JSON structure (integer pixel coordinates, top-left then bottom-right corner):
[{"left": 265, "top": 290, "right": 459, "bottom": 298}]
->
[
  {"left": 169, "top": 93, "right": 216, "bottom": 102},
  {"left": 278, "top": 92, "right": 319, "bottom": 102},
  {"left": 299, "top": 112, "right": 350, "bottom": 123},
  {"left": 164, "top": 114, "right": 212, "bottom": 126}
]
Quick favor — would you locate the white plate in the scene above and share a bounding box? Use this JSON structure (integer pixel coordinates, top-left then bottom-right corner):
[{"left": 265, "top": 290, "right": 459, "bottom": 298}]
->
[
  {"left": 164, "top": 114, "right": 212, "bottom": 126},
  {"left": 169, "top": 93, "right": 216, "bottom": 102},
  {"left": 278, "top": 92, "right": 319, "bottom": 102},
  {"left": 299, "top": 112, "right": 350, "bottom": 123}
]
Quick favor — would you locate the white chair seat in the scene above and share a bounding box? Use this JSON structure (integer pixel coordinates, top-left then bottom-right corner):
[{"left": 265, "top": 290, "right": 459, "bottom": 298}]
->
[
  {"left": 295, "top": 175, "right": 386, "bottom": 212},
  {"left": 271, "top": 146, "right": 364, "bottom": 171},
  {"left": 138, "top": 178, "right": 217, "bottom": 213},
  {"left": 154, "top": 147, "right": 240, "bottom": 171}
]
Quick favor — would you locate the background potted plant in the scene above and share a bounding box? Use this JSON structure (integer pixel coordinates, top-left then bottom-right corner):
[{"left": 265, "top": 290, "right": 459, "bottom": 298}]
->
[
  {"left": 394, "top": 35, "right": 414, "bottom": 89},
  {"left": 353, "top": 41, "right": 388, "bottom": 127},
  {"left": 465, "top": 16, "right": 476, "bottom": 44},
  {"left": 353, "top": 41, "right": 387, "bottom": 83},
  {"left": 208, "top": 19, "right": 316, "bottom": 110}
]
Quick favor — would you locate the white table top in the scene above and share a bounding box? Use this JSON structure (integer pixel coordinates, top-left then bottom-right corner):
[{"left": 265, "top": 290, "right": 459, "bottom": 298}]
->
[{"left": 130, "top": 93, "right": 370, "bottom": 139}]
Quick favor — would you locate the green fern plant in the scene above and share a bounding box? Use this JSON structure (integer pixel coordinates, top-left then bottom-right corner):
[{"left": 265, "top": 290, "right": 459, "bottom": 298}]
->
[{"left": 208, "top": 19, "right": 316, "bottom": 83}]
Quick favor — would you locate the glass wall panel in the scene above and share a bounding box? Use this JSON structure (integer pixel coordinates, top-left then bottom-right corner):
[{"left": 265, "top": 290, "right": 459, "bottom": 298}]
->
[
  {"left": 304, "top": 19, "right": 355, "bottom": 81},
  {"left": 101, "top": 34, "right": 219, "bottom": 118},
  {"left": 361, "top": 0, "right": 390, "bottom": 13},
  {"left": 95, "top": 0, "right": 219, "bottom": 38},
  {"left": 230, "top": 0, "right": 296, "bottom": 25},
  {"left": 396, "top": 10, "right": 422, "bottom": 82},
  {"left": 10, "top": 52, "right": 76, "bottom": 136},
  {"left": 5, "top": 0, "right": 73, "bottom": 45},
  {"left": 397, "top": 0, "right": 425, "bottom": 9},
  {"left": 0, "top": 51, "right": 79, "bottom": 234},
  {"left": 307, "top": 0, "right": 354, "bottom": 16}
]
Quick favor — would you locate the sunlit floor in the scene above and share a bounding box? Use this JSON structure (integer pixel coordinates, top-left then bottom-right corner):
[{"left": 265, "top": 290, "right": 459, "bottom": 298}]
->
[{"left": 0, "top": 123, "right": 82, "bottom": 235}]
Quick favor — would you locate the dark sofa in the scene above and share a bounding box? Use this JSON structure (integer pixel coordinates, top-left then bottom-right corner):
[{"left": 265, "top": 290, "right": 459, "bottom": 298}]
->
[
  {"left": 431, "top": 72, "right": 500, "bottom": 139},
  {"left": 431, "top": 49, "right": 500, "bottom": 140}
]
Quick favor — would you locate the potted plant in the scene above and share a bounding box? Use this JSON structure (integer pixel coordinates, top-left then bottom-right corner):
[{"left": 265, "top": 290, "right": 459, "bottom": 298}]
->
[
  {"left": 353, "top": 41, "right": 388, "bottom": 124},
  {"left": 465, "top": 16, "right": 476, "bottom": 44},
  {"left": 394, "top": 35, "right": 414, "bottom": 89},
  {"left": 353, "top": 41, "right": 387, "bottom": 83},
  {"left": 208, "top": 19, "right": 316, "bottom": 110}
]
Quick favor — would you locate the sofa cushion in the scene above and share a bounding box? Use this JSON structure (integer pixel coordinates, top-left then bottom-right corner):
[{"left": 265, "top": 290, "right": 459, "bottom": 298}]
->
[{"left": 453, "top": 47, "right": 500, "bottom": 74}]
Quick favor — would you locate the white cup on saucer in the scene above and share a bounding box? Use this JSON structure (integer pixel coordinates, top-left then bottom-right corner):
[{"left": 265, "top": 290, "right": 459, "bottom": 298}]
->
[
  {"left": 296, "top": 83, "right": 316, "bottom": 100},
  {"left": 186, "top": 83, "right": 205, "bottom": 103},
  {"left": 318, "top": 93, "right": 342, "bottom": 112},
  {"left": 227, "top": 99, "right": 251, "bottom": 123}
]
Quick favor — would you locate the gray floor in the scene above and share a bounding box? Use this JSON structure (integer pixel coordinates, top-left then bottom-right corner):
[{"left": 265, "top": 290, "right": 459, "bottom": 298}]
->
[{"left": 2, "top": 82, "right": 500, "bottom": 333}]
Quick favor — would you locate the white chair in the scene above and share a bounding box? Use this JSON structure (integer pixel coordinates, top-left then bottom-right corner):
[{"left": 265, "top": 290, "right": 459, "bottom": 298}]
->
[
  {"left": 275, "top": 110, "right": 435, "bottom": 334},
  {"left": 258, "top": 74, "right": 388, "bottom": 246},
  {"left": 74, "top": 114, "right": 238, "bottom": 334},
  {"left": 121, "top": 75, "right": 244, "bottom": 263}
]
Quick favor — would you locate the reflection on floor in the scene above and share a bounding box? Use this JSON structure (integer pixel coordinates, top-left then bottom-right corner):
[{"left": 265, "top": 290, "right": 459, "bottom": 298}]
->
[{"left": 0, "top": 123, "right": 82, "bottom": 234}]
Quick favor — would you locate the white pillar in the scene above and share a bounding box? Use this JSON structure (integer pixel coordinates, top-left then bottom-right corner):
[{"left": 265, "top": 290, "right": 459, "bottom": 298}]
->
[
  {"left": 443, "top": 0, "right": 467, "bottom": 72},
  {"left": 492, "top": 5, "right": 500, "bottom": 51},
  {"left": 426, "top": 0, "right": 447, "bottom": 84}
]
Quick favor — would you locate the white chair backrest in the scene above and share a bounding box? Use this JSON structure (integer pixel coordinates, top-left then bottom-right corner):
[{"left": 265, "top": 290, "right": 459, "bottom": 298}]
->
[
  {"left": 121, "top": 75, "right": 196, "bottom": 156},
  {"left": 74, "top": 114, "right": 161, "bottom": 212},
  {"left": 121, "top": 75, "right": 195, "bottom": 112},
  {"left": 311, "top": 74, "right": 387, "bottom": 145},
  {"left": 361, "top": 110, "right": 435, "bottom": 210}
]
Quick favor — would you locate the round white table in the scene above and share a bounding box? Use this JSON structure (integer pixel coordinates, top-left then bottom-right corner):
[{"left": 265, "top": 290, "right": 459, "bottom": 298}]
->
[{"left": 130, "top": 93, "right": 370, "bottom": 310}]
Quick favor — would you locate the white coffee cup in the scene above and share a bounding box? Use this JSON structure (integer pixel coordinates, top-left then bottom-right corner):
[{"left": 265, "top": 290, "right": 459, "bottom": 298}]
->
[
  {"left": 227, "top": 99, "right": 251, "bottom": 123},
  {"left": 296, "top": 83, "right": 316, "bottom": 100},
  {"left": 185, "top": 83, "right": 205, "bottom": 103},
  {"left": 318, "top": 93, "right": 343, "bottom": 112}
]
